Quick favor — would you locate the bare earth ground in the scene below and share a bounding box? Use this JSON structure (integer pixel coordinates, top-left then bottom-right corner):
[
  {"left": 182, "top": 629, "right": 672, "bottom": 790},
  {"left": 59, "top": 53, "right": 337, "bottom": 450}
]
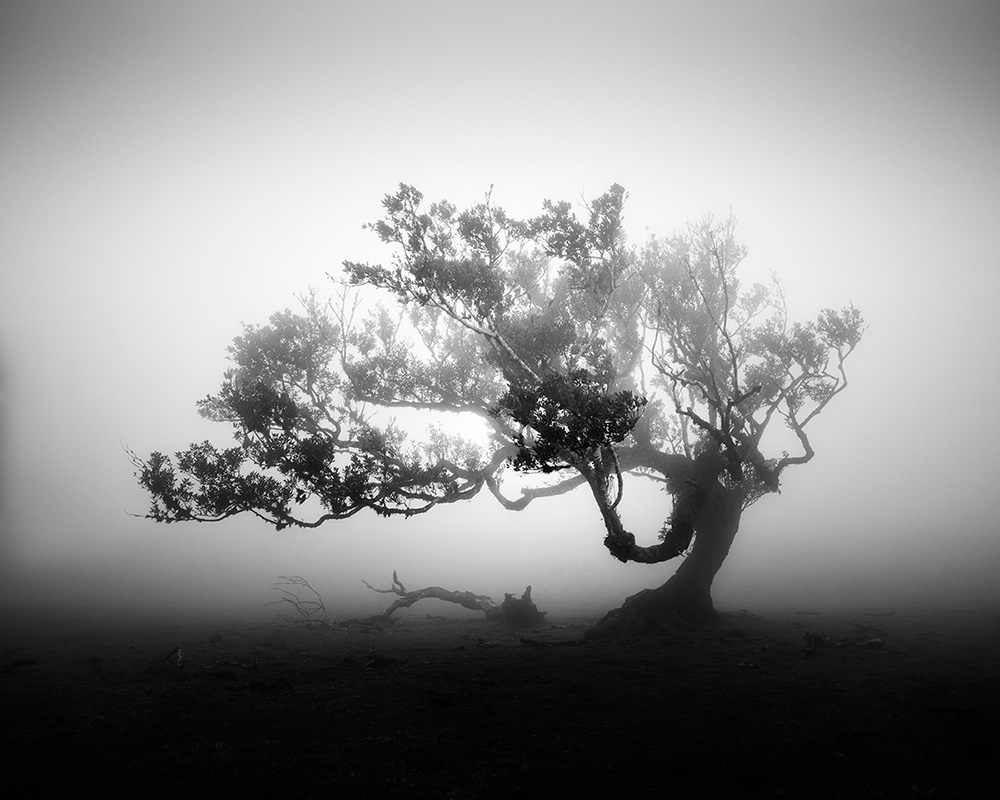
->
[{"left": 2, "top": 605, "right": 998, "bottom": 798}]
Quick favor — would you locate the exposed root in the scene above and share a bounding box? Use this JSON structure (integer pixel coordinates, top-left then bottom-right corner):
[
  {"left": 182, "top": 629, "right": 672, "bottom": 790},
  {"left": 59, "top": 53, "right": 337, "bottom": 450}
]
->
[{"left": 584, "top": 580, "right": 722, "bottom": 640}]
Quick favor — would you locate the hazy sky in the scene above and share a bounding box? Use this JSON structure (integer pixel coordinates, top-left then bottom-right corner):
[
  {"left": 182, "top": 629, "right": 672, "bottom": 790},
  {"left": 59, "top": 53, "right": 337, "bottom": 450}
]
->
[{"left": 2, "top": 0, "right": 999, "bottom": 617}]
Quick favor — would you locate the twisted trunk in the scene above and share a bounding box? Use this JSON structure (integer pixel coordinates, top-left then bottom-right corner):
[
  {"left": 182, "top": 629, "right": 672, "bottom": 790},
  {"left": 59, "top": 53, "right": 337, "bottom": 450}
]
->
[{"left": 587, "top": 482, "right": 743, "bottom": 637}]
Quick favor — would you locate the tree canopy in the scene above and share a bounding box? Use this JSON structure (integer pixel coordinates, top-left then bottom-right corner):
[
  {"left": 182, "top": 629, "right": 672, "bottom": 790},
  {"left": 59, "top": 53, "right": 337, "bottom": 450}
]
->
[{"left": 132, "top": 183, "right": 864, "bottom": 623}]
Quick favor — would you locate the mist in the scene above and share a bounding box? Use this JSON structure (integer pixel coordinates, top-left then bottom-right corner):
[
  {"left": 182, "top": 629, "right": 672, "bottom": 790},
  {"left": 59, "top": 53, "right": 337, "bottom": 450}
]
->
[{"left": 2, "top": 0, "right": 999, "bottom": 625}]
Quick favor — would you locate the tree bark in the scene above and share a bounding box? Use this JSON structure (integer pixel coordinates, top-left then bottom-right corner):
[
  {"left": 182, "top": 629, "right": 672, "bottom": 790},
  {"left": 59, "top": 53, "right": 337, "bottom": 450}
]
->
[
  {"left": 271, "top": 574, "right": 547, "bottom": 630},
  {"left": 586, "top": 482, "right": 743, "bottom": 637},
  {"left": 363, "top": 572, "right": 547, "bottom": 626}
]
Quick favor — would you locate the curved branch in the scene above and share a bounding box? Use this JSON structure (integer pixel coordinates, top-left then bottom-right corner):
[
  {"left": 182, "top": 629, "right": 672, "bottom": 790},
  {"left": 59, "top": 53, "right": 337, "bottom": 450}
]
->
[
  {"left": 484, "top": 469, "right": 589, "bottom": 511},
  {"left": 775, "top": 411, "right": 815, "bottom": 473},
  {"left": 579, "top": 460, "right": 685, "bottom": 565}
]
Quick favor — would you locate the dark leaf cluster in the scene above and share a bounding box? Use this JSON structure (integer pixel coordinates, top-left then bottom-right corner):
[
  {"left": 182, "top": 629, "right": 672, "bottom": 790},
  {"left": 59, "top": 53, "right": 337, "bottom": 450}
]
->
[
  {"left": 135, "top": 443, "right": 293, "bottom": 524},
  {"left": 493, "top": 369, "right": 646, "bottom": 472}
]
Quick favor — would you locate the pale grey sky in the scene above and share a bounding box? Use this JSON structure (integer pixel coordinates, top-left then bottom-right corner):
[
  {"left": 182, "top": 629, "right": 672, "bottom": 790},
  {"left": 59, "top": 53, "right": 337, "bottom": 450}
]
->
[{"left": 2, "top": 0, "right": 998, "bottom": 616}]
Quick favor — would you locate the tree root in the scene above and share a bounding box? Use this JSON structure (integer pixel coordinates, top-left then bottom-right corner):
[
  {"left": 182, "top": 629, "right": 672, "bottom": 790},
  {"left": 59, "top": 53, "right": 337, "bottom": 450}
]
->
[{"left": 584, "top": 579, "right": 722, "bottom": 640}]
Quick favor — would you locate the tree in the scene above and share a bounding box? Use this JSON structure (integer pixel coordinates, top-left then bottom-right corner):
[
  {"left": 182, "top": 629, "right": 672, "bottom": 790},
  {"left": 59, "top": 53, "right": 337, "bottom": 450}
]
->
[{"left": 131, "top": 183, "right": 864, "bottom": 633}]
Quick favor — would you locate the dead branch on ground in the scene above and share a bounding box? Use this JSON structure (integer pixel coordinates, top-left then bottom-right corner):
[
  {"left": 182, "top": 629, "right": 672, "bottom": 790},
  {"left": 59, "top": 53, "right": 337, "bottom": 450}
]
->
[{"left": 269, "top": 572, "right": 547, "bottom": 629}]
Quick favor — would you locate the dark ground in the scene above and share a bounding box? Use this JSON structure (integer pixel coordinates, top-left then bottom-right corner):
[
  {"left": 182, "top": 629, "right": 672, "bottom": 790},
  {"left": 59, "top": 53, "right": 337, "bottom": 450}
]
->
[{"left": 2, "top": 603, "right": 998, "bottom": 798}]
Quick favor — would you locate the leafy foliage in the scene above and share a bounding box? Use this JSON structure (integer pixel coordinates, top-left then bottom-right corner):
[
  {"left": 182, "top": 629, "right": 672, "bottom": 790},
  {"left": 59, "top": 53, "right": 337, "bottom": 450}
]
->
[
  {"left": 493, "top": 370, "right": 646, "bottom": 472},
  {"left": 133, "top": 183, "right": 864, "bottom": 566}
]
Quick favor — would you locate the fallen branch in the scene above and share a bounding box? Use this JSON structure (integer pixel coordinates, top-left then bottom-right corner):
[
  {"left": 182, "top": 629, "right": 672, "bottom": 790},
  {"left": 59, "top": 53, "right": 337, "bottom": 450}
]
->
[
  {"left": 362, "top": 570, "right": 546, "bottom": 626},
  {"left": 269, "top": 572, "right": 547, "bottom": 629},
  {"left": 267, "top": 576, "right": 344, "bottom": 631}
]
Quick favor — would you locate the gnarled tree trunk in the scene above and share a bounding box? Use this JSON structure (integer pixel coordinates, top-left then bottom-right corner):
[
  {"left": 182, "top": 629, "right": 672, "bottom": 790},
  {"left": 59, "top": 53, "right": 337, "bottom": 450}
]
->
[{"left": 587, "top": 482, "right": 743, "bottom": 637}]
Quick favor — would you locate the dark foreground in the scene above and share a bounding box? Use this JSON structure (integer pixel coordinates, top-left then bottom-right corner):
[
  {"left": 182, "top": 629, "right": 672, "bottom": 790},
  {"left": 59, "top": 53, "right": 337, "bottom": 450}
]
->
[{"left": 2, "top": 605, "right": 997, "bottom": 798}]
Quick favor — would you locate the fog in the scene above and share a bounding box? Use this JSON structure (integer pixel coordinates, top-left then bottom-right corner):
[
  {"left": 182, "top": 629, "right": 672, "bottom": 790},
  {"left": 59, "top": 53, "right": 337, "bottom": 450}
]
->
[{"left": 2, "top": 0, "right": 999, "bottom": 624}]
